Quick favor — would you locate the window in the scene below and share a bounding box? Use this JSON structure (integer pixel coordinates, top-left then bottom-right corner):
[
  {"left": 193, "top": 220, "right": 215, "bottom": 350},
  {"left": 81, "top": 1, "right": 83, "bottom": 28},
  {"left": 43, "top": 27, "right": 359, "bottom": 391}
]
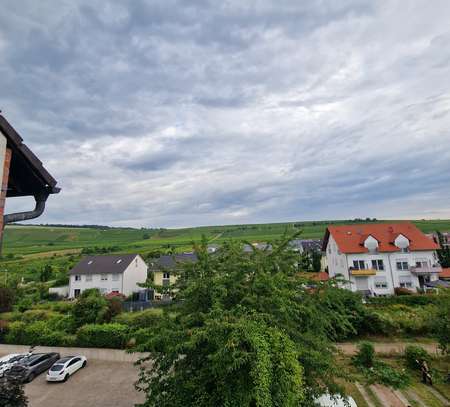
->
[
  {"left": 396, "top": 261, "right": 409, "bottom": 270},
  {"left": 374, "top": 280, "right": 388, "bottom": 289},
  {"left": 74, "top": 275, "right": 81, "bottom": 281},
  {"left": 371, "top": 260, "right": 384, "bottom": 270},
  {"left": 112, "top": 289, "right": 120, "bottom": 293},
  {"left": 85, "top": 274, "right": 92, "bottom": 282},
  {"left": 112, "top": 273, "right": 119, "bottom": 281},
  {"left": 401, "top": 248, "right": 409, "bottom": 253},
  {"left": 88, "top": 260, "right": 93, "bottom": 265},
  {"left": 163, "top": 272, "right": 170, "bottom": 279},
  {"left": 352, "top": 260, "right": 365, "bottom": 270},
  {"left": 399, "top": 281, "right": 412, "bottom": 288},
  {"left": 415, "top": 260, "right": 428, "bottom": 268},
  {"left": 101, "top": 274, "right": 108, "bottom": 281},
  {"left": 116, "top": 259, "right": 122, "bottom": 264},
  {"left": 74, "top": 289, "right": 81, "bottom": 298},
  {"left": 100, "top": 288, "right": 107, "bottom": 294}
]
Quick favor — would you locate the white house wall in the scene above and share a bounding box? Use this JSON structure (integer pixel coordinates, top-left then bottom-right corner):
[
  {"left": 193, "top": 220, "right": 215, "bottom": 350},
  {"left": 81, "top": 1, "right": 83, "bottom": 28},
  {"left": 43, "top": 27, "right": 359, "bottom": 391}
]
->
[
  {"left": 69, "top": 273, "right": 124, "bottom": 298},
  {"left": 68, "top": 255, "right": 148, "bottom": 298},
  {"left": 122, "top": 255, "right": 148, "bottom": 296}
]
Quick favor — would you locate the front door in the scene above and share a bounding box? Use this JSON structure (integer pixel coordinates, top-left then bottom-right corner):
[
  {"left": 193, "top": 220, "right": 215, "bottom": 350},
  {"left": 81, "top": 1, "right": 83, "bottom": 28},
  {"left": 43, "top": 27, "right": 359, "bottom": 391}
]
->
[{"left": 74, "top": 289, "right": 81, "bottom": 298}]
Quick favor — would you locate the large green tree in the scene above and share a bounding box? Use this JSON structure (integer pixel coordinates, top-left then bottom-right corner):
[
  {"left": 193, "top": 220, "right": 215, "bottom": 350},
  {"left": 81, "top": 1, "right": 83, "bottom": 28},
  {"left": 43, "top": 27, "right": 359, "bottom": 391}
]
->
[
  {"left": 436, "top": 231, "right": 450, "bottom": 268},
  {"left": 136, "top": 237, "right": 359, "bottom": 406}
]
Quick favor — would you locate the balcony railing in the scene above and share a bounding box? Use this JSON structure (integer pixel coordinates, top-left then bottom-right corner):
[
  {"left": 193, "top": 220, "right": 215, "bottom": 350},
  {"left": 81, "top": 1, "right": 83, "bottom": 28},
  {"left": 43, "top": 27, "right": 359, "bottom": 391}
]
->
[
  {"left": 348, "top": 267, "right": 377, "bottom": 276},
  {"left": 409, "top": 265, "right": 442, "bottom": 274}
]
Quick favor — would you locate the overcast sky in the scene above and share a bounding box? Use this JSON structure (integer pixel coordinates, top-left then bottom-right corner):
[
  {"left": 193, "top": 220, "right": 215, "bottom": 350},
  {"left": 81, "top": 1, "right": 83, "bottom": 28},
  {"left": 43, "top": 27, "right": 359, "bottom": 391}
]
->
[{"left": 1, "top": 1, "right": 450, "bottom": 228}]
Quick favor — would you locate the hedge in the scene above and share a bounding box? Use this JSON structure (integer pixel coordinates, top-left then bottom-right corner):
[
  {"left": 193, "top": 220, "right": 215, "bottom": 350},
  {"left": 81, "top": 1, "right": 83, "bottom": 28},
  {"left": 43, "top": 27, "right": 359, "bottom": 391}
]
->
[
  {"left": 76, "top": 323, "right": 129, "bottom": 348},
  {"left": 4, "top": 321, "right": 75, "bottom": 347},
  {"left": 113, "top": 308, "right": 163, "bottom": 329},
  {"left": 367, "top": 294, "right": 448, "bottom": 307}
]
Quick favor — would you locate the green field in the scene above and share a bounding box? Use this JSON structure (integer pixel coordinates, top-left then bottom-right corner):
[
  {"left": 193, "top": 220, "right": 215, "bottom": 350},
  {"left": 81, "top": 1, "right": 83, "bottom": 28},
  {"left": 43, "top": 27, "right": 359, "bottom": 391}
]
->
[{"left": 2, "top": 218, "right": 450, "bottom": 257}]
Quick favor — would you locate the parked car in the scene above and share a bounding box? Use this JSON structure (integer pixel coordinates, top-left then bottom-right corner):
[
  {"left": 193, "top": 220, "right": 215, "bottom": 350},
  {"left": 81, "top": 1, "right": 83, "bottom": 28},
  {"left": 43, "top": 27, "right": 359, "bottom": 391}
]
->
[
  {"left": 46, "top": 355, "right": 87, "bottom": 382},
  {"left": 0, "top": 353, "right": 27, "bottom": 377},
  {"left": 6, "top": 352, "right": 60, "bottom": 382}
]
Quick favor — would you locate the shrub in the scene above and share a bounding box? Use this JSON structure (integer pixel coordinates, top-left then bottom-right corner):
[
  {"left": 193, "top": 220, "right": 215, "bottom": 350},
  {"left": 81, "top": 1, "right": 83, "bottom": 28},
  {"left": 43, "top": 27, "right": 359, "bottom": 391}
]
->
[
  {"left": 404, "top": 345, "right": 431, "bottom": 370},
  {"left": 113, "top": 309, "right": 163, "bottom": 329},
  {"left": 367, "top": 362, "right": 411, "bottom": 388},
  {"left": 76, "top": 323, "right": 129, "bottom": 348},
  {"left": 0, "top": 287, "right": 15, "bottom": 313},
  {"left": 4, "top": 321, "right": 28, "bottom": 345},
  {"left": 353, "top": 342, "right": 375, "bottom": 368},
  {"left": 72, "top": 289, "right": 109, "bottom": 327},
  {"left": 431, "top": 295, "right": 450, "bottom": 354},
  {"left": 21, "top": 309, "right": 58, "bottom": 323},
  {"left": 128, "top": 328, "right": 154, "bottom": 349},
  {"left": 15, "top": 297, "right": 34, "bottom": 313},
  {"left": 3, "top": 320, "right": 74, "bottom": 347}
]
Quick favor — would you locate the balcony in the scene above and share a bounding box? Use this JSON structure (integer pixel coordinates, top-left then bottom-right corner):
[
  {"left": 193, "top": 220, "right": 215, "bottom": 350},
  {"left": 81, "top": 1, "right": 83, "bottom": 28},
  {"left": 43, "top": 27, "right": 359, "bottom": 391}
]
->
[
  {"left": 349, "top": 267, "right": 377, "bottom": 276},
  {"left": 409, "top": 265, "right": 442, "bottom": 275}
]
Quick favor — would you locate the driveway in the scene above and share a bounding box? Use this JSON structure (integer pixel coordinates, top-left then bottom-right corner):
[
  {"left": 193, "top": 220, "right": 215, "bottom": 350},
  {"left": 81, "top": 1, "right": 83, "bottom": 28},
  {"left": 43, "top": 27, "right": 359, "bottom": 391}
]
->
[{"left": 25, "top": 359, "right": 145, "bottom": 407}]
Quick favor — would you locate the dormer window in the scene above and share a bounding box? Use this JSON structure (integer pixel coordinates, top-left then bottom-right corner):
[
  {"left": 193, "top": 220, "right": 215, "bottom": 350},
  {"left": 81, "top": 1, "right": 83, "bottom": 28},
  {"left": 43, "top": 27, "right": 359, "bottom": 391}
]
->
[
  {"left": 394, "top": 234, "right": 410, "bottom": 250},
  {"left": 116, "top": 259, "right": 122, "bottom": 264},
  {"left": 363, "top": 235, "right": 379, "bottom": 253},
  {"left": 88, "top": 260, "right": 93, "bottom": 265}
]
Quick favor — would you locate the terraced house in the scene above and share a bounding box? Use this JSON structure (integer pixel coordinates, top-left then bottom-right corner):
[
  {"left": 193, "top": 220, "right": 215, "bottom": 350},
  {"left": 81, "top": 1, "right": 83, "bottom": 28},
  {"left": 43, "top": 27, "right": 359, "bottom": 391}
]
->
[
  {"left": 323, "top": 222, "right": 441, "bottom": 296},
  {"left": 68, "top": 254, "right": 147, "bottom": 298}
]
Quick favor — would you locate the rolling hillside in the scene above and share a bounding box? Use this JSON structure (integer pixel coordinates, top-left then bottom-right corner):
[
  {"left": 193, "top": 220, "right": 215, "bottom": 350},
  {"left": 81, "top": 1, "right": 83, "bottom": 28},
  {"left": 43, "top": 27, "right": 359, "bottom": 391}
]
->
[{"left": 3, "top": 219, "right": 450, "bottom": 257}]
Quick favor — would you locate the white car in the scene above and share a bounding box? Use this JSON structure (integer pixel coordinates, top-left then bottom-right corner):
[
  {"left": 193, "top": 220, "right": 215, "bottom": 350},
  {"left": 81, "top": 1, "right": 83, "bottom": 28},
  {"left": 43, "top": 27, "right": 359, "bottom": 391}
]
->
[
  {"left": 46, "top": 355, "right": 87, "bottom": 382},
  {"left": 0, "top": 354, "right": 27, "bottom": 377}
]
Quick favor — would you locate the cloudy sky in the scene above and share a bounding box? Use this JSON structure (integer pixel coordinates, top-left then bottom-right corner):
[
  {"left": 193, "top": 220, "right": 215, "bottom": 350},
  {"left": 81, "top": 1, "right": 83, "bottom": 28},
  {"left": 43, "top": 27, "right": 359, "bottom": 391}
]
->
[{"left": 1, "top": 0, "right": 450, "bottom": 228}]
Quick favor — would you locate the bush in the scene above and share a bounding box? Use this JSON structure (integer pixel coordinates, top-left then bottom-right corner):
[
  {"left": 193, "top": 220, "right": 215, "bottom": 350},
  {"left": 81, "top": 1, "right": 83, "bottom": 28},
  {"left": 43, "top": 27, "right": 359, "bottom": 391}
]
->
[
  {"left": 72, "top": 289, "right": 109, "bottom": 327},
  {"left": 431, "top": 295, "right": 450, "bottom": 354},
  {"left": 128, "top": 328, "right": 154, "bottom": 349},
  {"left": 113, "top": 309, "right": 163, "bottom": 329},
  {"left": 0, "top": 287, "right": 15, "bottom": 313},
  {"left": 368, "top": 294, "right": 445, "bottom": 307},
  {"left": 4, "top": 320, "right": 75, "bottom": 347},
  {"left": 76, "top": 323, "right": 129, "bottom": 348},
  {"left": 4, "top": 321, "right": 27, "bottom": 345},
  {"left": 367, "top": 362, "right": 411, "bottom": 388},
  {"left": 404, "top": 345, "right": 431, "bottom": 370},
  {"left": 353, "top": 342, "right": 375, "bottom": 368}
]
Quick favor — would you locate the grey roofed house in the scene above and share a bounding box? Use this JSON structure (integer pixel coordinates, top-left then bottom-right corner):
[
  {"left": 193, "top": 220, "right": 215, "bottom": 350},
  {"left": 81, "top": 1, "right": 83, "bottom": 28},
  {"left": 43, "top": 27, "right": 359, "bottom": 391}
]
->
[
  {"left": 290, "top": 239, "right": 323, "bottom": 253},
  {"left": 149, "top": 253, "right": 198, "bottom": 270},
  {"left": 68, "top": 254, "right": 139, "bottom": 275}
]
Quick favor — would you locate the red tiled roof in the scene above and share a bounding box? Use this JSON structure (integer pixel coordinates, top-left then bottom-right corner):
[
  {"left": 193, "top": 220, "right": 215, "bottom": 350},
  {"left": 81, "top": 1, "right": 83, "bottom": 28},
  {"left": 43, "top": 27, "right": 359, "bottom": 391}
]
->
[
  {"left": 440, "top": 268, "right": 450, "bottom": 279},
  {"left": 323, "top": 222, "right": 440, "bottom": 254}
]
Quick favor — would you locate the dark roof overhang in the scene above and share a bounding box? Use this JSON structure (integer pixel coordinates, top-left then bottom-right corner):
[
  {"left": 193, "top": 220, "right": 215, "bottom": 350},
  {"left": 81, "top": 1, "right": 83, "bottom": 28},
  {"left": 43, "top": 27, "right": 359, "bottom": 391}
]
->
[{"left": 0, "top": 114, "right": 60, "bottom": 198}]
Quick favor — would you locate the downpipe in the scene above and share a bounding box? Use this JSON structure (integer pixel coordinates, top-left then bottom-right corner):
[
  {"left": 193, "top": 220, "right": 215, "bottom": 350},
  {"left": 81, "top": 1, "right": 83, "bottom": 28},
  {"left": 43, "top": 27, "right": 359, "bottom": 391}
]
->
[{"left": 3, "top": 192, "right": 49, "bottom": 224}]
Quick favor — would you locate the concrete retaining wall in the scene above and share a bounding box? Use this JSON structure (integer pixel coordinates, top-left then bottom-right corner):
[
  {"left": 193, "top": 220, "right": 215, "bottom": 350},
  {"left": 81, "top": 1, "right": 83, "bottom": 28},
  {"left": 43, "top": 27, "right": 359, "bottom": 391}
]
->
[{"left": 0, "top": 344, "right": 147, "bottom": 362}]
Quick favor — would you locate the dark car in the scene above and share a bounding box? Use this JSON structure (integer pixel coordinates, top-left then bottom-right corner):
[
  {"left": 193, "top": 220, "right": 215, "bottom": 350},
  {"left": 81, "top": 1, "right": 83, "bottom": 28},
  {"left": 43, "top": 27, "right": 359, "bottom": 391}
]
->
[{"left": 6, "top": 352, "right": 60, "bottom": 383}]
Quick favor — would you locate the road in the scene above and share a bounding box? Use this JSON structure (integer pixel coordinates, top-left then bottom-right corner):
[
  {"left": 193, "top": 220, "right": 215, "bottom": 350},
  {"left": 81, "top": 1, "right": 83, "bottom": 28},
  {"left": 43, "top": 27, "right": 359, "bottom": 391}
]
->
[{"left": 25, "top": 360, "right": 145, "bottom": 407}]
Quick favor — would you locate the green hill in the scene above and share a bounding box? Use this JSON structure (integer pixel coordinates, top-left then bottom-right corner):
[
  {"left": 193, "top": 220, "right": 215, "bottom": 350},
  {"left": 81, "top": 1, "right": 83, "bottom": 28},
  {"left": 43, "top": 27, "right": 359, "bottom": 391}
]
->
[{"left": 3, "top": 219, "right": 450, "bottom": 256}]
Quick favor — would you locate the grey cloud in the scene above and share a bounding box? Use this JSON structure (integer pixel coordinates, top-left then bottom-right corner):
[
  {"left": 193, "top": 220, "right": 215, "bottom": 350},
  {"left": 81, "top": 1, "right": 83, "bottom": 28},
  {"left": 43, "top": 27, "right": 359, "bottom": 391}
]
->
[{"left": 1, "top": 0, "right": 450, "bottom": 227}]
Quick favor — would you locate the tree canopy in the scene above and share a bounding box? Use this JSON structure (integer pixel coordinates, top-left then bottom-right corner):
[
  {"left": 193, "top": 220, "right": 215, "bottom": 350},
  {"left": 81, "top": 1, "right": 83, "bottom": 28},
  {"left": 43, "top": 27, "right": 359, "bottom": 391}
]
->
[{"left": 136, "top": 236, "right": 361, "bottom": 406}]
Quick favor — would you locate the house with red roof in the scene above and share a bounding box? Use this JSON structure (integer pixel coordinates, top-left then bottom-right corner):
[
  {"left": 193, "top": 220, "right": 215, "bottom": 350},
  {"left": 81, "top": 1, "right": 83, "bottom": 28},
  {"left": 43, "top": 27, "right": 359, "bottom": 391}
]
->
[{"left": 322, "top": 222, "right": 441, "bottom": 296}]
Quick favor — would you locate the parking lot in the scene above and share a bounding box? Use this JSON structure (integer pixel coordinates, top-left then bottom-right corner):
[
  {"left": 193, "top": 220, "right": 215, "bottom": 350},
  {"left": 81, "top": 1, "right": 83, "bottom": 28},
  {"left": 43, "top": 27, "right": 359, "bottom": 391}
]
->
[{"left": 12, "top": 358, "right": 145, "bottom": 407}]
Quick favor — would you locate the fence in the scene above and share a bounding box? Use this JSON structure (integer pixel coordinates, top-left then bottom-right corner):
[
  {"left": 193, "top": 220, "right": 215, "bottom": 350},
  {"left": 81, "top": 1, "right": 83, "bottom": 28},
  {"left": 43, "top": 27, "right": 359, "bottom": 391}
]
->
[{"left": 122, "top": 299, "right": 172, "bottom": 312}]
